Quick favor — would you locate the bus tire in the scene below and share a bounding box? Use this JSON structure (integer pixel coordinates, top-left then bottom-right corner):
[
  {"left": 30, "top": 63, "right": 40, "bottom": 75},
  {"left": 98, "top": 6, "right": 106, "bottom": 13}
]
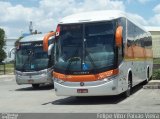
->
[
  {"left": 145, "top": 67, "right": 150, "bottom": 84},
  {"left": 32, "top": 84, "right": 40, "bottom": 89},
  {"left": 124, "top": 73, "right": 132, "bottom": 97}
]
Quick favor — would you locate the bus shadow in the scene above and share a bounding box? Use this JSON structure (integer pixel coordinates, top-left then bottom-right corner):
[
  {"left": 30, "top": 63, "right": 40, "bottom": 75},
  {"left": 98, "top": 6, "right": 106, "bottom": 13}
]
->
[
  {"left": 52, "top": 95, "right": 125, "bottom": 105},
  {"left": 132, "top": 81, "right": 144, "bottom": 94},
  {"left": 51, "top": 81, "right": 145, "bottom": 105},
  {"left": 15, "top": 85, "right": 54, "bottom": 91}
]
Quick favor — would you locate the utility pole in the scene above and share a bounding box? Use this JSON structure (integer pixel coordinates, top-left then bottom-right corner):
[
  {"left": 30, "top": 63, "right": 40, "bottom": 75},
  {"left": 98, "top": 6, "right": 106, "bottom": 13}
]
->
[{"left": 29, "top": 21, "right": 33, "bottom": 34}]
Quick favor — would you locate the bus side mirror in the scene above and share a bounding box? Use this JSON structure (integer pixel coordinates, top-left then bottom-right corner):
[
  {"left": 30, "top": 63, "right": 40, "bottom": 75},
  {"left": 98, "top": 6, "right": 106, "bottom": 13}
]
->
[
  {"left": 115, "top": 26, "right": 123, "bottom": 47},
  {"left": 8, "top": 47, "right": 16, "bottom": 58},
  {"left": 48, "top": 44, "right": 55, "bottom": 67},
  {"left": 43, "top": 31, "right": 55, "bottom": 52},
  {"left": 48, "top": 44, "right": 54, "bottom": 56}
]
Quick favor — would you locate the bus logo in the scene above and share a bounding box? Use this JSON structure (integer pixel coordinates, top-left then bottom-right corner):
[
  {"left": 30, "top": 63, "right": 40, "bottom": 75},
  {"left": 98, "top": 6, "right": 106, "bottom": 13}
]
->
[{"left": 80, "top": 82, "right": 84, "bottom": 86}]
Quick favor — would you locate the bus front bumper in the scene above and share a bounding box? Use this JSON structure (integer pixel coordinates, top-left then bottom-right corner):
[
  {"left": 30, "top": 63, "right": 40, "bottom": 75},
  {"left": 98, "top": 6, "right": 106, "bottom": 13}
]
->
[
  {"left": 54, "top": 79, "right": 121, "bottom": 96},
  {"left": 16, "top": 74, "right": 52, "bottom": 85}
]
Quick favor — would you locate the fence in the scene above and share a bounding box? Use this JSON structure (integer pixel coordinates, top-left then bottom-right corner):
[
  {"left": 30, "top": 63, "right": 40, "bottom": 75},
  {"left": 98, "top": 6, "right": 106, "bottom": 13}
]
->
[
  {"left": 0, "top": 63, "right": 5, "bottom": 74},
  {"left": 0, "top": 63, "right": 14, "bottom": 75}
]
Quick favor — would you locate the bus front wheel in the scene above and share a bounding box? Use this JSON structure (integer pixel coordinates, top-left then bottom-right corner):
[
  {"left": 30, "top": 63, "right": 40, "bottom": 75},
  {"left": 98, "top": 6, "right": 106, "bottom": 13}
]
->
[{"left": 124, "top": 73, "right": 132, "bottom": 97}]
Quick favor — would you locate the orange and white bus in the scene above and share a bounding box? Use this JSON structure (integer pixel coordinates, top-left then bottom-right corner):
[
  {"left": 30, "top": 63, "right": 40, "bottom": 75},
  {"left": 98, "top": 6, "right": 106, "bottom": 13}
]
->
[
  {"left": 12, "top": 32, "right": 55, "bottom": 88},
  {"left": 51, "top": 10, "right": 153, "bottom": 97}
]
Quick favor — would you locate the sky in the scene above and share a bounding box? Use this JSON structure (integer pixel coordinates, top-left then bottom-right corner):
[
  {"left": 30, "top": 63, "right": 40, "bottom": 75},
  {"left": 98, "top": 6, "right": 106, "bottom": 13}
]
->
[{"left": 0, "top": 0, "right": 160, "bottom": 39}]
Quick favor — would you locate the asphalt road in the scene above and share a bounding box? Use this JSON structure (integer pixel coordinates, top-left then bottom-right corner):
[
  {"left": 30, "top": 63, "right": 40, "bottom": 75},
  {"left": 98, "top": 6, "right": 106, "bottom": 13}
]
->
[{"left": 0, "top": 75, "right": 160, "bottom": 113}]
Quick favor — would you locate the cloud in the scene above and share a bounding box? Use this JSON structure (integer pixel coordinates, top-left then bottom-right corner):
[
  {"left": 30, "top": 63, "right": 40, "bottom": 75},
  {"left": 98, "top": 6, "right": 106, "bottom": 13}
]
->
[
  {"left": 0, "top": 0, "right": 153, "bottom": 38},
  {"left": 128, "top": 13, "right": 148, "bottom": 25},
  {"left": 148, "top": 4, "right": 160, "bottom": 25},
  {"left": 0, "top": 1, "right": 49, "bottom": 38},
  {"left": 127, "top": 0, "right": 152, "bottom": 4},
  {"left": 0, "top": 1, "right": 35, "bottom": 38},
  {"left": 137, "top": 0, "right": 152, "bottom": 4},
  {"left": 149, "top": 14, "right": 160, "bottom": 25},
  {"left": 39, "top": 0, "right": 125, "bottom": 12},
  {"left": 153, "top": 4, "right": 160, "bottom": 13},
  {"left": 0, "top": 0, "right": 126, "bottom": 38},
  {"left": 0, "top": 0, "right": 150, "bottom": 38}
]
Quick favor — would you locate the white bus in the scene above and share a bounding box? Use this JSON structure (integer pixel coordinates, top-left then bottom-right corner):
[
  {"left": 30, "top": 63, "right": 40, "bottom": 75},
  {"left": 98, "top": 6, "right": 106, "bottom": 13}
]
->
[
  {"left": 51, "top": 10, "right": 153, "bottom": 97},
  {"left": 12, "top": 32, "right": 55, "bottom": 88}
]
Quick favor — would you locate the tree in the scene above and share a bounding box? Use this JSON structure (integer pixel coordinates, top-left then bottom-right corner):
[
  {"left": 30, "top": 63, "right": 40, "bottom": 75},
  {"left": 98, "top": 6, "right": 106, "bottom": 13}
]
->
[{"left": 0, "top": 28, "right": 6, "bottom": 62}]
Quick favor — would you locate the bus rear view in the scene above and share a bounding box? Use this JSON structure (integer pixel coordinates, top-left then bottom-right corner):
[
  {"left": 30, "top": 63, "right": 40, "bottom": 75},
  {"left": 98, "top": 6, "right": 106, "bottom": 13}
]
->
[{"left": 53, "top": 10, "right": 153, "bottom": 97}]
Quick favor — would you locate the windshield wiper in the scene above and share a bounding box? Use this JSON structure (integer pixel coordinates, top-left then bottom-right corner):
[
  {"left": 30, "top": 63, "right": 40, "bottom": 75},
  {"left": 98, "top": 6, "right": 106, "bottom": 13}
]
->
[
  {"left": 82, "top": 37, "right": 98, "bottom": 74},
  {"left": 65, "top": 45, "right": 81, "bottom": 74},
  {"left": 65, "top": 38, "right": 97, "bottom": 74},
  {"left": 84, "top": 48, "right": 97, "bottom": 74},
  {"left": 21, "top": 50, "right": 33, "bottom": 72}
]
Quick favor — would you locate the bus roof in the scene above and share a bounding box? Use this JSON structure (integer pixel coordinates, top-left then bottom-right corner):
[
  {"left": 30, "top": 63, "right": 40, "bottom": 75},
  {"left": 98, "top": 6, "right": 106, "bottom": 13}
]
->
[
  {"left": 60, "top": 10, "right": 126, "bottom": 24},
  {"left": 20, "top": 33, "right": 54, "bottom": 43},
  {"left": 59, "top": 10, "right": 148, "bottom": 33}
]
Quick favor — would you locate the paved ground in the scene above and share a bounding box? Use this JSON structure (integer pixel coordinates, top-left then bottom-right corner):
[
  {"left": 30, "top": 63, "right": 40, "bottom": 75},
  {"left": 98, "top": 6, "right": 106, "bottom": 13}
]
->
[{"left": 0, "top": 75, "right": 160, "bottom": 113}]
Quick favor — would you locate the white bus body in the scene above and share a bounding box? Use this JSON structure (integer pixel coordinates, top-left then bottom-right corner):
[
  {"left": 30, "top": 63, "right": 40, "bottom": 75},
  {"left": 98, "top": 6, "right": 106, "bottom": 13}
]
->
[{"left": 52, "top": 10, "right": 153, "bottom": 96}]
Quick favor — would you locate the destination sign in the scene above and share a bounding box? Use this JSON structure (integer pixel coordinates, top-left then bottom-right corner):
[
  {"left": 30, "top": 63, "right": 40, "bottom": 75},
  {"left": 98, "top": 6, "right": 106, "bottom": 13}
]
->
[{"left": 20, "top": 41, "right": 43, "bottom": 47}]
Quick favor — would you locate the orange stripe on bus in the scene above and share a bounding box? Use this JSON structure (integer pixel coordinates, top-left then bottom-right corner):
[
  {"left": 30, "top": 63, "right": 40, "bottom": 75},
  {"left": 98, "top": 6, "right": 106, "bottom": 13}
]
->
[
  {"left": 53, "top": 69, "right": 119, "bottom": 82},
  {"left": 43, "top": 31, "right": 55, "bottom": 52}
]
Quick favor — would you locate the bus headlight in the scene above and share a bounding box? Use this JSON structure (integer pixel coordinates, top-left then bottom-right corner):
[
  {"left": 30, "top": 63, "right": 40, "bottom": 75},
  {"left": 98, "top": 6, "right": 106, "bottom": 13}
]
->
[
  {"left": 54, "top": 78, "right": 65, "bottom": 84},
  {"left": 103, "top": 75, "right": 116, "bottom": 82},
  {"left": 39, "top": 70, "right": 47, "bottom": 75},
  {"left": 41, "top": 73, "right": 47, "bottom": 77},
  {"left": 16, "top": 71, "right": 22, "bottom": 76}
]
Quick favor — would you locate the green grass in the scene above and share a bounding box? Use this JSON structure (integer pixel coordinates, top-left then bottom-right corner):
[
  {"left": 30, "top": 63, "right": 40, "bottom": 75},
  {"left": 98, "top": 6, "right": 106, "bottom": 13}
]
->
[
  {"left": 153, "top": 58, "right": 160, "bottom": 64},
  {"left": 0, "top": 63, "right": 14, "bottom": 75},
  {"left": 152, "top": 69, "right": 160, "bottom": 80},
  {"left": 153, "top": 58, "right": 160, "bottom": 80}
]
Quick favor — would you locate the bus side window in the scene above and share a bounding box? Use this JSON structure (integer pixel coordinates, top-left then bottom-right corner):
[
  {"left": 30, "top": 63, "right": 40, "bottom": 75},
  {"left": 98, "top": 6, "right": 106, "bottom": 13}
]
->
[{"left": 117, "top": 17, "right": 126, "bottom": 64}]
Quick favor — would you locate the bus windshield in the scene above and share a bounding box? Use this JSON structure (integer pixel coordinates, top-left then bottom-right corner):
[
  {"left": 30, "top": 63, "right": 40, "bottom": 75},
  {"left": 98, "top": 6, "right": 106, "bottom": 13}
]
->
[
  {"left": 55, "top": 21, "right": 116, "bottom": 74},
  {"left": 16, "top": 42, "right": 49, "bottom": 72}
]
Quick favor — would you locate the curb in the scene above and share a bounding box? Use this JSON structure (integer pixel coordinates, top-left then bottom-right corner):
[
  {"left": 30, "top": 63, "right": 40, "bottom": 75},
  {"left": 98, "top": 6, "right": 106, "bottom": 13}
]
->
[
  {"left": 143, "top": 80, "right": 160, "bottom": 89},
  {"left": 143, "top": 85, "right": 160, "bottom": 89},
  {"left": 0, "top": 75, "right": 15, "bottom": 79}
]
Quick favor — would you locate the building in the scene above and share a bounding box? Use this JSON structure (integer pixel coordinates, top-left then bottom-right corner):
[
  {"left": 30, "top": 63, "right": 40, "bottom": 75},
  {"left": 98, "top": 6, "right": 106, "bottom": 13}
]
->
[
  {"left": 145, "top": 26, "right": 160, "bottom": 58},
  {"left": 4, "top": 38, "right": 17, "bottom": 62}
]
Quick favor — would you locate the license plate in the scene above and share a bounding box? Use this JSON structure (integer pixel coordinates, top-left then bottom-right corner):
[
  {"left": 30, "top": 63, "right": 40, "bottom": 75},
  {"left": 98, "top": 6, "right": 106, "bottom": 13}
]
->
[
  {"left": 77, "top": 89, "right": 88, "bottom": 93},
  {"left": 28, "top": 80, "right": 34, "bottom": 83}
]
